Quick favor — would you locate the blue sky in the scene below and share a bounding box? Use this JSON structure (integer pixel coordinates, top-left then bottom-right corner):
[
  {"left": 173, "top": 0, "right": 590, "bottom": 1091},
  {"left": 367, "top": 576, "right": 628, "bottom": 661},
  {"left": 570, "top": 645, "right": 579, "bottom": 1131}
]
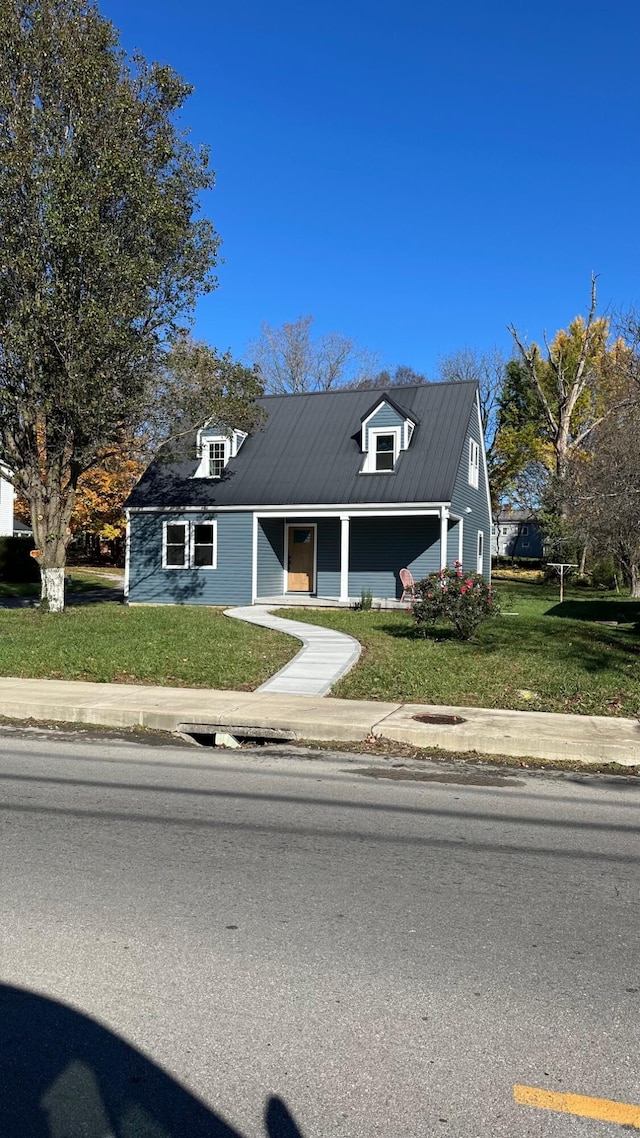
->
[{"left": 102, "top": 0, "right": 639, "bottom": 376}]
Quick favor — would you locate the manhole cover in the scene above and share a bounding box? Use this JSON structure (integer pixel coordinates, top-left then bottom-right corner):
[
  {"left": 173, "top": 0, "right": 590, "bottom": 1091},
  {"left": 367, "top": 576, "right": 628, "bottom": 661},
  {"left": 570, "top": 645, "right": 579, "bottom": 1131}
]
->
[{"left": 412, "top": 713, "right": 466, "bottom": 726}]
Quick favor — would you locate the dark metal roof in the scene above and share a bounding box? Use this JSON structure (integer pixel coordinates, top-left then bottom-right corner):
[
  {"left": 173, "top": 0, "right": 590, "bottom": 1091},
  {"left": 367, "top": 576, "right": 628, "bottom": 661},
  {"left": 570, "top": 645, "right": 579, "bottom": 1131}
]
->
[
  {"left": 126, "top": 381, "right": 478, "bottom": 509},
  {"left": 496, "top": 510, "right": 539, "bottom": 523}
]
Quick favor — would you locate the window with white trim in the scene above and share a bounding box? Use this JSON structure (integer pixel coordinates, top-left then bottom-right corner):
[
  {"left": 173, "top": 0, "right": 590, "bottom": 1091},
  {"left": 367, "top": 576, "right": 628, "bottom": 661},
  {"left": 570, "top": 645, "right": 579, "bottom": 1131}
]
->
[
  {"left": 375, "top": 433, "right": 395, "bottom": 471},
  {"left": 163, "top": 520, "right": 217, "bottom": 569},
  {"left": 193, "top": 523, "right": 216, "bottom": 566},
  {"left": 163, "top": 522, "right": 188, "bottom": 568},
  {"left": 194, "top": 427, "right": 248, "bottom": 479},
  {"left": 362, "top": 426, "right": 401, "bottom": 473},
  {"left": 522, "top": 525, "right": 529, "bottom": 535},
  {"left": 477, "top": 529, "right": 484, "bottom": 574},
  {"left": 469, "top": 438, "right": 479, "bottom": 489},
  {"left": 208, "top": 441, "right": 227, "bottom": 478}
]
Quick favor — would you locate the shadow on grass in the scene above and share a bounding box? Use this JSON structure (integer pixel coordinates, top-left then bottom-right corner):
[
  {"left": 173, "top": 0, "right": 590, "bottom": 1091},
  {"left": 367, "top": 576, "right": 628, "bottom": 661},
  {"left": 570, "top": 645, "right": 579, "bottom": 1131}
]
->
[
  {"left": 375, "top": 608, "right": 640, "bottom": 680},
  {"left": 546, "top": 599, "right": 640, "bottom": 623},
  {"left": 473, "top": 614, "right": 640, "bottom": 677},
  {"left": 377, "top": 622, "right": 459, "bottom": 642}
]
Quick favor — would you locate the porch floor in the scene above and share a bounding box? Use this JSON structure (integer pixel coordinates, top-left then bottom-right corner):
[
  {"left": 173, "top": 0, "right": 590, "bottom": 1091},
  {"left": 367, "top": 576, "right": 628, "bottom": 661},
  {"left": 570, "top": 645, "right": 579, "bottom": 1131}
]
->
[{"left": 255, "top": 594, "right": 408, "bottom": 610}]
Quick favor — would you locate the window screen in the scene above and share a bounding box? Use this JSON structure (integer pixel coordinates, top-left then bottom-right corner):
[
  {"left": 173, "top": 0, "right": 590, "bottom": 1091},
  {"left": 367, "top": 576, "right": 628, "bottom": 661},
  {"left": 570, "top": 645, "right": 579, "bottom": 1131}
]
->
[
  {"left": 193, "top": 523, "right": 215, "bottom": 566},
  {"left": 209, "top": 441, "right": 226, "bottom": 478},
  {"left": 165, "top": 523, "right": 187, "bottom": 567},
  {"left": 375, "top": 434, "right": 395, "bottom": 471}
]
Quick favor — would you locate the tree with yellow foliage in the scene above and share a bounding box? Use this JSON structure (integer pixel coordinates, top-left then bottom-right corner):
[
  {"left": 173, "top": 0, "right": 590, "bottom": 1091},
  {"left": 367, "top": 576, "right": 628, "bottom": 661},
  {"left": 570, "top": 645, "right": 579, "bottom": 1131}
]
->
[
  {"left": 71, "top": 448, "right": 145, "bottom": 552},
  {"left": 507, "top": 276, "right": 616, "bottom": 485}
]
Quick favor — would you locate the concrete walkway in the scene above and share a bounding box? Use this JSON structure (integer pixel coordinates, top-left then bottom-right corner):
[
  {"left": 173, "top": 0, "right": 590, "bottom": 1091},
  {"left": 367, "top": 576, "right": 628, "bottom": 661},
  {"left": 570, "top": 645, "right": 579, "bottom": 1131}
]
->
[
  {"left": 0, "top": 677, "right": 639, "bottom": 766},
  {"left": 224, "top": 605, "right": 361, "bottom": 696}
]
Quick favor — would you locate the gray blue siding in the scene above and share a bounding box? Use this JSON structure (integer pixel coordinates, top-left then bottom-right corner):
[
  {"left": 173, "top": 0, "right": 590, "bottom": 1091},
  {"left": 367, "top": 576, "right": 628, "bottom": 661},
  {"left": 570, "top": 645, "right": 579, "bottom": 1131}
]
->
[
  {"left": 128, "top": 511, "right": 253, "bottom": 605},
  {"left": 257, "top": 518, "right": 284, "bottom": 596},
  {"left": 447, "top": 518, "right": 460, "bottom": 566},
  {"left": 314, "top": 518, "right": 340, "bottom": 595},
  {"left": 450, "top": 402, "right": 492, "bottom": 578},
  {"left": 362, "top": 402, "right": 406, "bottom": 450},
  {"left": 349, "top": 516, "right": 440, "bottom": 599}
]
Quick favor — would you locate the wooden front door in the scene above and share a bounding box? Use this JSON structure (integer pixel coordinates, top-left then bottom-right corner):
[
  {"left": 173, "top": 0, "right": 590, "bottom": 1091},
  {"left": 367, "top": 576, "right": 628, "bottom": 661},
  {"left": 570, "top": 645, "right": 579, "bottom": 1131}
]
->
[{"left": 287, "top": 526, "right": 315, "bottom": 592}]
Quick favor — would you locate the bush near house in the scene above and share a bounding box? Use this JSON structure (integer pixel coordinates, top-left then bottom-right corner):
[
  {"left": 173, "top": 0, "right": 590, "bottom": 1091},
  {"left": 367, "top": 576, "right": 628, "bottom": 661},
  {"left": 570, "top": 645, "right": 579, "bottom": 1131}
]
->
[
  {"left": 411, "top": 564, "right": 498, "bottom": 640},
  {"left": 279, "top": 581, "right": 640, "bottom": 716}
]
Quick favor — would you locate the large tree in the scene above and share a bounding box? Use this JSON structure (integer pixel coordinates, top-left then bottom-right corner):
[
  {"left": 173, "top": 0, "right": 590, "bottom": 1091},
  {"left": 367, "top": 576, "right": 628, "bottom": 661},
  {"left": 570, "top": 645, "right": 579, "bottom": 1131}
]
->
[
  {"left": 0, "top": 0, "right": 223, "bottom": 610},
  {"left": 507, "top": 278, "right": 615, "bottom": 486},
  {"left": 247, "top": 315, "right": 378, "bottom": 394},
  {"left": 566, "top": 404, "right": 640, "bottom": 596}
]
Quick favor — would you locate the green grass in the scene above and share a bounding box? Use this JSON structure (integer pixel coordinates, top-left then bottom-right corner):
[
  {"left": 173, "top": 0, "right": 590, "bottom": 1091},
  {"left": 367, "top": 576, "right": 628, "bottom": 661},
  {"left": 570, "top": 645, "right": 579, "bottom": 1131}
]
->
[
  {"left": 0, "top": 604, "right": 297, "bottom": 689},
  {"left": 0, "top": 569, "right": 120, "bottom": 597},
  {"left": 279, "top": 582, "right": 640, "bottom": 716}
]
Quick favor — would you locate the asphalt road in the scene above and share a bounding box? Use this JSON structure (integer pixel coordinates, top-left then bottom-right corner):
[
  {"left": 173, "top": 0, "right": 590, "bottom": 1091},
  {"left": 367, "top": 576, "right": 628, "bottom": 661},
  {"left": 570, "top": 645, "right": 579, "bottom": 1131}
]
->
[{"left": 0, "top": 728, "right": 639, "bottom": 1137}]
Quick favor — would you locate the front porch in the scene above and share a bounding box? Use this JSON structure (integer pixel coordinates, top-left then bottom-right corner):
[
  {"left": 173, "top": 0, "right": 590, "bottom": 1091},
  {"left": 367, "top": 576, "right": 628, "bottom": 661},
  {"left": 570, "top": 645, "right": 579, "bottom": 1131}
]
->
[
  {"left": 254, "top": 508, "right": 461, "bottom": 605},
  {"left": 255, "top": 593, "right": 409, "bottom": 610}
]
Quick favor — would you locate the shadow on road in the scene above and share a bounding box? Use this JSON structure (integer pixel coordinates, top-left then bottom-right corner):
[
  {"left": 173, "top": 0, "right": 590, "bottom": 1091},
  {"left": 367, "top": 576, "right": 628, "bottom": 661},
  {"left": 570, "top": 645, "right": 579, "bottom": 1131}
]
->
[{"left": 0, "top": 983, "right": 304, "bottom": 1137}]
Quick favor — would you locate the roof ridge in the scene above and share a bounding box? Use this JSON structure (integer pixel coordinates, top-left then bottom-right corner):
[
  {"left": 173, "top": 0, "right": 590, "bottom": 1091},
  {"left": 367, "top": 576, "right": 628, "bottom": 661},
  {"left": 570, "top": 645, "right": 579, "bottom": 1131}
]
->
[{"left": 258, "top": 378, "right": 477, "bottom": 400}]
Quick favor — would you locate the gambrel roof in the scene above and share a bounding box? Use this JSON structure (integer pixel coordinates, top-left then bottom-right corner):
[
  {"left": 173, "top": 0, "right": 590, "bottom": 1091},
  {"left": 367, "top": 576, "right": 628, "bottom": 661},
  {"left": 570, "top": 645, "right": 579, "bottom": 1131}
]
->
[{"left": 126, "top": 380, "right": 478, "bottom": 509}]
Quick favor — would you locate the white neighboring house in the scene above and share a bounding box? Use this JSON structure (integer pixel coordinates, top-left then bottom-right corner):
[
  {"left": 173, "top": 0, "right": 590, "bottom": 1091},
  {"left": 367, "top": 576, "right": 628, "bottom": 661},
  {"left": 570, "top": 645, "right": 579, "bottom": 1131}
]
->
[
  {"left": 0, "top": 471, "right": 31, "bottom": 537},
  {"left": 0, "top": 473, "right": 15, "bottom": 537}
]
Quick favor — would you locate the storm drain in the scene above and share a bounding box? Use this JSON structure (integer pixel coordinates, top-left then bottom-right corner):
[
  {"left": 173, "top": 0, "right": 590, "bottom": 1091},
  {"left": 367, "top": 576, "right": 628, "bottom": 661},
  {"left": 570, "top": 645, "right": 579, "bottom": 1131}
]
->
[
  {"left": 177, "top": 722, "right": 296, "bottom": 749},
  {"left": 412, "top": 713, "right": 466, "bottom": 726}
]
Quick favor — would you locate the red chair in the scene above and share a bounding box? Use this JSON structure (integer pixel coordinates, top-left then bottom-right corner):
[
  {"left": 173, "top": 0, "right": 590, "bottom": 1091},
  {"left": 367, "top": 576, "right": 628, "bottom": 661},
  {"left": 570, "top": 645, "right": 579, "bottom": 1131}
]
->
[{"left": 399, "top": 568, "right": 415, "bottom": 602}]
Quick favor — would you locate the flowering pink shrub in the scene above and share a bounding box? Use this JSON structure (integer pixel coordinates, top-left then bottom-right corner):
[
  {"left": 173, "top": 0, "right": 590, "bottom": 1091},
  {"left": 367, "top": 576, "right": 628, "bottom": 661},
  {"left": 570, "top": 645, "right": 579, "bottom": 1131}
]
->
[{"left": 410, "top": 567, "right": 499, "bottom": 640}]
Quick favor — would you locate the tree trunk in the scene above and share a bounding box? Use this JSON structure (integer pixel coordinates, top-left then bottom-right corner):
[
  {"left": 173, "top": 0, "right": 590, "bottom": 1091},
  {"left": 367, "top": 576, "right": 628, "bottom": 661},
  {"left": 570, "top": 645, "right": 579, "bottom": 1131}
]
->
[
  {"left": 630, "top": 562, "right": 640, "bottom": 599},
  {"left": 578, "top": 545, "right": 588, "bottom": 578},
  {"left": 28, "top": 477, "right": 76, "bottom": 613},
  {"left": 41, "top": 568, "right": 66, "bottom": 611}
]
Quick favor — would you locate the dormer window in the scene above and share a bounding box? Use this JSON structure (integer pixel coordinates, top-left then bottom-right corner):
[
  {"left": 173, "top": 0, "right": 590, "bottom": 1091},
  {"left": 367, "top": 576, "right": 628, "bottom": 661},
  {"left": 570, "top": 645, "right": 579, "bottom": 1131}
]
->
[
  {"left": 194, "top": 426, "right": 248, "bottom": 479},
  {"left": 359, "top": 394, "right": 416, "bottom": 474},
  {"left": 208, "top": 440, "right": 227, "bottom": 478}
]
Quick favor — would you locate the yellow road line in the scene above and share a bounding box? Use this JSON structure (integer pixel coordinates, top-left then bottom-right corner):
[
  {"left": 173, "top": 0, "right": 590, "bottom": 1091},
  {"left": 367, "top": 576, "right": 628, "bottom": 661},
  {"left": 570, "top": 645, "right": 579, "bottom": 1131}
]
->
[{"left": 514, "top": 1084, "right": 640, "bottom": 1128}]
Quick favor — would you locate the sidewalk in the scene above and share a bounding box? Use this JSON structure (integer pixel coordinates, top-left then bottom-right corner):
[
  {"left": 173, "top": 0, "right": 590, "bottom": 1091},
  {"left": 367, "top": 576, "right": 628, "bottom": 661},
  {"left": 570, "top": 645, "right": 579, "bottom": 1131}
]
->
[
  {"left": 225, "top": 606, "right": 361, "bottom": 696},
  {"left": 0, "top": 677, "right": 638, "bottom": 766}
]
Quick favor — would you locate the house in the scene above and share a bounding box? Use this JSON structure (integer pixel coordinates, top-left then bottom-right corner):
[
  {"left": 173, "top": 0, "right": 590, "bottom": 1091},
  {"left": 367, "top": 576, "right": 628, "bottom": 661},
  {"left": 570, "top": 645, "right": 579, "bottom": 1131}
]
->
[
  {"left": 0, "top": 473, "right": 15, "bottom": 537},
  {"left": 491, "top": 509, "right": 544, "bottom": 560},
  {"left": 124, "top": 380, "right": 492, "bottom": 606}
]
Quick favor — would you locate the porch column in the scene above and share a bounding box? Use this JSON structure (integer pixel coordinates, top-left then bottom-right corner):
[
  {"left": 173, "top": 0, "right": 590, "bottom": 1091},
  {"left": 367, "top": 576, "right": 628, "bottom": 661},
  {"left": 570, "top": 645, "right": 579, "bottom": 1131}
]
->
[
  {"left": 440, "top": 507, "right": 448, "bottom": 570},
  {"left": 339, "top": 513, "right": 350, "bottom": 601}
]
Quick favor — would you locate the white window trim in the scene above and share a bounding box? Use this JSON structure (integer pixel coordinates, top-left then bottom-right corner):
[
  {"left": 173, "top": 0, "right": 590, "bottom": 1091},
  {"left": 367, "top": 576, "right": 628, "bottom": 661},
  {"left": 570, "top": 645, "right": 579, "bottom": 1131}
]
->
[
  {"left": 162, "top": 520, "right": 189, "bottom": 569},
  {"left": 162, "top": 519, "right": 217, "bottom": 569},
  {"left": 361, "top": 425, "right": 402, "bottom": 473},
  {"left": 469, "top": 438, "right": 480, "bottom": 489},
  {"left": 191, "top": 520, "right": 218, "bottom": 569}
]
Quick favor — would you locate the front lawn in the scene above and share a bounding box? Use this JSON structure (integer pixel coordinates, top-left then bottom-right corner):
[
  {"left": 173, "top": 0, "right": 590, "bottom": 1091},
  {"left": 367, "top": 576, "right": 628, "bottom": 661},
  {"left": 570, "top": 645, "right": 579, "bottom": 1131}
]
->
[
  {"left": 0, "top": 569, "right": 121, "bottom": 598},
  {"left": 279, "top": 583, "right": 640, "bottom": 716},
  {"left": 0, "top": 604, "right": 297, "bottom": 689}
]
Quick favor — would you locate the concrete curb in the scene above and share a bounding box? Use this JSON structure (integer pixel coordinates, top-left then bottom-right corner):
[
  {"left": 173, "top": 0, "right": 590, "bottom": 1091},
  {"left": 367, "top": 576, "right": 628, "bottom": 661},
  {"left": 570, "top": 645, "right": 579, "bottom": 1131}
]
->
[{"left": 0, "top": 678, "right": 639, "bottom": 766}]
